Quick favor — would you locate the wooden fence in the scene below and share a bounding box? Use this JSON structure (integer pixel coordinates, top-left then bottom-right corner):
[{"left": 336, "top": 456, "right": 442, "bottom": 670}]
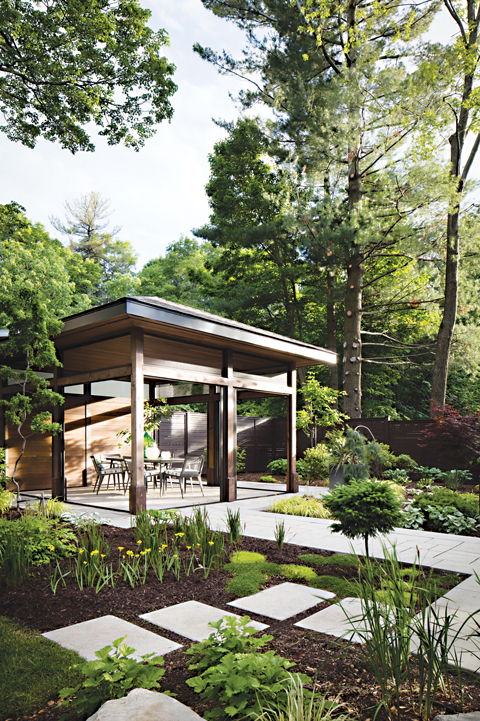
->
[{"left": 157, "top": 412, "right": 464, "bottom": 473}]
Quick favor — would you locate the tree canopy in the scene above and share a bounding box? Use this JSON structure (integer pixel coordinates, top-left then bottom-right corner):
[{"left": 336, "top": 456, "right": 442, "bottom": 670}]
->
[{"left": 0, "top": 0, "right": 177, "bottom": 152}]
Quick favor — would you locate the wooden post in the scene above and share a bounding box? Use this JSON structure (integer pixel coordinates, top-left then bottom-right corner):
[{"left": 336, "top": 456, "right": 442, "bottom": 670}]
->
[
  {"left": 83, "top": 383, "right": 91, "bottom": 486},
  {"left": 220, "top": 350, "right": 236, "bottom": 502},
  {"left": 287, "top": 364, "right": 298, "bottom": 493},
  {"left": 207, "top": 385, "right": 215, "bottom": 485},
  {"left": 0, "top": 378, "right": 5, "bottom": 451},
  {"left": 52, "top": 366, "right": 65, "bottom": 500},
  {"left": 129, "top": 328, "right": 146, "bottom": 514}
]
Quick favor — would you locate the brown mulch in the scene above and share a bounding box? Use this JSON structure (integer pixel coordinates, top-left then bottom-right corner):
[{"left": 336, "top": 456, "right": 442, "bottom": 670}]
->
[{"left": 1, "top": 520, "right": 480, "bottom": 721}]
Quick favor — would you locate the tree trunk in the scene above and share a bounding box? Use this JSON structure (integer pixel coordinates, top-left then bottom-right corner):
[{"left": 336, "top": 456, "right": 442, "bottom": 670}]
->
[
  {"left": 343, "top": 251, "right": 364, "bottom": 418},
  {"left": 326, "top": 259, "right": 338, "bottom": 395}
]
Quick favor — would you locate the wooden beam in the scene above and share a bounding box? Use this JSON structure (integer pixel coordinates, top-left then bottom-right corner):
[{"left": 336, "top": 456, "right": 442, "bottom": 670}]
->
[
  {"left": 286, "top": 364, "right": 298, "bottom": 493},
  {"left": 52, "top": 366, "right": 65, "bottom": 500},
  {"left": 143, "top": 362, "right": 292, "bottom": 395},
  {"left": 220, "top": 349, "right": 236, "bottom": 502},
  {"left": 207, "top": 386, "right": 215, "bottom": 486},
  {"left": 83, "top": 384, "right": 91, "bottom": 487},
  {"left": 56, "top": 365, "right": 131, "bottom": 387},
  {"left": 129, "top": 328, "right": 146, "bottom": 514}
]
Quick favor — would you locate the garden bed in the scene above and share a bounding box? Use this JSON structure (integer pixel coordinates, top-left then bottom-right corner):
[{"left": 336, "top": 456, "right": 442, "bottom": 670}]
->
[{"left": 1, "top": 515, "right": 479, "bottom": 721}]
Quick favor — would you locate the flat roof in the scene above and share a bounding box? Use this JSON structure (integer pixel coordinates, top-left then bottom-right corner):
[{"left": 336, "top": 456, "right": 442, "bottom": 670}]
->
[{"left": 60, "top": 296, "right": 336, "bottom": 366}]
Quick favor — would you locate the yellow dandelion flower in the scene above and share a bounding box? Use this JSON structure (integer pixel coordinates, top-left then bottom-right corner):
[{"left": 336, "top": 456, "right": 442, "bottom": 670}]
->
[
  {"left": 145, "top": 548, "right": 151, "bottom": 552},
  {"left": 135, "top": 554, "right": 140, "bottom": 558},
  {"left": 127, "top": 550, "right": 134, "bottom": 556},
  {"left": 173, "top": 554, "right": 178, "bottom": 558},
  {"left": 101, "top": 554, "right": 106, "bottom": 558},
  {"left": 208, "top": 541, "right": 214, "bottom": 546},
  {"left": 137, "top": 540, "right": 142, "bottom": 544},
  {"left": 162, "top": 544, "right": 168, "bottom": 549},
  {"left": 118, "top": 546, "right": 124, "bottom": 551},
  {"left": 47, "top": 545, "right": 55, "bottom": 551},
  {"left": 175, "top": 532, "right": 184, "bottom": 537},
  {"left": 79, "top": 549, "right": 84, "bottom": 554},
  {"left": 140, "top": 551, "right": 145, "bottom": 556},
  {"left": 91, "top": 549, "right": 99, "bottom": 555},
  {"left": 122, "top": 555, "right": 126, "bottom": 559},
  {"left": 187, "top": 546, "right": 191, "bottom": 550},
  {"left": 83, "top": 561, "right": 87, "bottom": 565}
]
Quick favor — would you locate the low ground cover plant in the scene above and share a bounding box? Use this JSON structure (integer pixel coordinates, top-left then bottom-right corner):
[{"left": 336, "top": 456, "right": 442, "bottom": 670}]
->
[
  {"left": 186, "top": 616, "right": 310, "bottom": 720},
  {"left": 0, "top": 616, "right": 81, "bottom": 721},
  {"left": 268, "top": 495, "right": 331, "bottom": 519},
  {"left": 59, "top": 635, "right": 167, "bottom": 721},
  {"left": 409, "top": 487, "right": 479, "bottom": 533}
]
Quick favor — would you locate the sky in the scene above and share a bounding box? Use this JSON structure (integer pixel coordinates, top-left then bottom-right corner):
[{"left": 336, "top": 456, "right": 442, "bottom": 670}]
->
[{"left": 0, "top": 2, "right": 470, "bottom": 270}]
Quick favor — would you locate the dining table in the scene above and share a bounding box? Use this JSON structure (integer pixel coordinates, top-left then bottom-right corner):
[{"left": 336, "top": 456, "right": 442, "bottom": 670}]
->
[{"left": 103, "top": 454, "right": 184, "bottom": 494}]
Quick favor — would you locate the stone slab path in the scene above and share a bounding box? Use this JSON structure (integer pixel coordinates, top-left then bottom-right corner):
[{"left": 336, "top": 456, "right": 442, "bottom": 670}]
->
[
  {"left": 227, "top": 581, "right": 335, "bottom": 620},
  {"left": 294, "top": 597, "right": 366, "bottom": 644},
  {"left": 139, "top": 600, "right": 269, "bottom": 641},
  {"left": 42, "top": 615, "right": 182, "bottom": 661}
]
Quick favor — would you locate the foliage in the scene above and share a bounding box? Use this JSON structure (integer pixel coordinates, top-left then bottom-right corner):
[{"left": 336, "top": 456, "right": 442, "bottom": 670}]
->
[
  {"left": 237, "top": 446, "right": 247, "bottom": 473},
  {"left": 0, "top": 0, "right": 176, "bottom": 152},
  {"left": 186, "top": 615, "right": 273, "bottom": 673},
  {"left": 423, "top": 506, "right": 477, "bottom": 535},
  {"left": 347, "top": 544, "right": 478, "bottom": 721},
  {"left": 366, "top": 442, "right": 396, "bottom": 479},
  {"left": 0, "top": 530, "right": 31, "bottom": 586},
  {"left": 392, "top": 454, "right": 418, "bottom": 471},
  {"left": 297, "top": 374, "right": 347, "bottom": 436},
  {"left": 0, "top": 448, "right": 8, "bottom": 490},
  {"left": 0, "top": 489, "right": 15, "bottom": 514},
  {"left": 323, "top": 480, "right": 403, "bottom": 557},
  {"left": 277, "top": 564, "right": 317, "bottom": 583},
  {"left": 260, "top": 475, "right": 279, "bottom": 483},
  {"left": 415, "top": 466, "right": 445, "bottom": 484},
  {"left": 24, "top": 498, "right": 69, "bottom": 519},
  {"left": 267, "top": 459, "right": 288, "bottom": 476},
  {"left": 298, "top": 553, "right": 360, "bottom": 569},
  {"left": 443, "top": 470, "right": 472, "bottom": 491},
  {"left": 117, "top": 400, "right": 173, "bottom": 447},
  {"left": 0, "top": 516, "right": 76, "bottom": 565},
  {"left": 400, "top": 505, "right": 426, "bottom": 530},
  {"left": 187, "top": 647, "right": 309, "bottom": 721},
  {"left": 383, "top": 469, "right": 410, "bottom": 485},
  {"left": 0, "top": 616, "right": 82, "bottom": 720},
  {"left": 254, "top": 672, "right": 354, "bottom": 721},
  {"left": 326, "top": 429, "right": 370, "bottom": 481},
  {"left": 268, "top": 495, "right": 331, "bottom": 519},
  {"left": 59, "top": 636, "right": 166, "bottom": 721},
  {"left": 274, "top": 519, "right": 287, "bottom": 549},
  {"left": 411, "top": 487, "right": 479, "bottom": 520},
  {"left": 419, "top": 403, "right": 480, "bottom": 469},
  {"left": 301, "top": 444, "right": 331, "bottom": 481},
  {"left": 308, "top": 575, "right": 359, "bottom": 598},
  {"left": 225, "top": 508, "right": 243, "bottom": 543}
]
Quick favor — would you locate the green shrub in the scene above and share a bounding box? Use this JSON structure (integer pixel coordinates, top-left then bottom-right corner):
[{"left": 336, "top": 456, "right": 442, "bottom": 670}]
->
[
  {"left": 277, "top": 564, "right": 317, "bottom": 582},
  {"left": 309, "top": 575, "right": 359, "bottom": 597},
  {"left": 412, "top": 486, "right": 479, "bottom": 518},
  {"left": 237, "top": 447, "right": 247, "bottom": 473},
  {"left": 383, "top": 468, "right": 410, "bottom": 485},
  {"left": 0, "top": 516, "right": 76, "bottom": 566},
  {"left": 366, "top": 441, "right": 396, "bottom": 478},
  {"left": 299, "top": 552, "right": 360, "bottom": 568},
  {"left": 0, "top": 489, "right": 15, "bottom": 514},
  {"left": 267, "top": 458, "right": 288, "bottom": 476},
  {"left": 401, "top": 505, "right": 425, "bottom": 530},
  {"left": 415, "top": 466, "right": 445, "bottom": 483},
  {"left": 0, "top": 448, "right": 9, "bottom": 491},
  {"left": 187, "top": 649, "right": 309, "bottom": 721},
  {"left": 323, "top": 480, "right": 403, "bottom": 557},
  {"left": 443, "top": 469, "right": 472, "bottom": 490},
  {"left": 268, "top": 495, "right": 331, "bottom": 519},
  {"left": 24, "top": 498, "right": 69, "bottom": 518},
  {"left": 59, "top": 636, "right": 167, "bottom": 721},
  {"left": 185, "top": 615, "right": 273, "bottom": 673},
  {"left": 424, "top": 505, "right": 477, "bottom": 535},
  {"left": 301, "top": 444, "right": 331, "bottom": 481},
  {"left": 392, "top": 454, "right": 417, "bottom": 471},
  {"left": 260, "top": 475, "right": 278, "bottom": 483},
  {"left": 231, "top": 550, "right": 266, "bottom": 564}
]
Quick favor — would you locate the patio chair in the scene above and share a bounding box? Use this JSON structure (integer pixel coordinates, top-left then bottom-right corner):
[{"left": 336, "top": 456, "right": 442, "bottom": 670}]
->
[
  {"left": 123, "top": 459, "right": 161, "bottom": 494},
  {"left": 164, "top": 454, "right": 205, "bottom": 498},
  {"left": 91, "top": 456, "right": 124, "bottom": 494}
]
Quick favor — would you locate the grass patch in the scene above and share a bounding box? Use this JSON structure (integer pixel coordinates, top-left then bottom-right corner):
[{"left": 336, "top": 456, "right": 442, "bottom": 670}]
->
[
  {"left": 299, "top": 553, "right": 360, "bottom": 569},
  {"left": 278, "top": 564, "right": 318, "bottom": 582},
  {"left": 225, "top": 551, "right": 319, "bottom": 597},
  {"left": 309, "top": 575, "right": 359, "bottom": 597},
  {"left": 268, "top": 495, "right": 331, "bottom": 519},
  {"left": 0, "top": 616, "right": 83, "bottom": 721}
]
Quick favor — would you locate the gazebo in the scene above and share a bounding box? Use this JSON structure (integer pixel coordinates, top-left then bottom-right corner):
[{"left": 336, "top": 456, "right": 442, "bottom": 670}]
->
[{"left": 2, "top": 297, "right": 336, "bottom": 513}]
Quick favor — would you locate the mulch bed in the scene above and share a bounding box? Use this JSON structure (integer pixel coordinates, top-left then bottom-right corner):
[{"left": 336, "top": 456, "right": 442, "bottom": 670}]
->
[{"left": 1, "top": 520, "right": 479, "bottom": 721}]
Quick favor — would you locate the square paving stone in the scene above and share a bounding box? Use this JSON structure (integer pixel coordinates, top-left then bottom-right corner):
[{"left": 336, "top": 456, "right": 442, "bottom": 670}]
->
[
  {"left": 294, "top": 598, "right": 367, "bottom": 644},
  {"left": 42, "top": 615, "right": 182, "bottom": 661},
  {"left": 139, "top": 600, "right": 269, "bottom": 641},
  {"left": 227, "top": 582, "right": 335, "bottom": 621}
]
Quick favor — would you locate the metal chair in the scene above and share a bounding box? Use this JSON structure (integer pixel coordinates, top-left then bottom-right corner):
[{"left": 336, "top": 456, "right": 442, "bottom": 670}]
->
[
  {"left": 165, "top": 454, "right": 205, "bottom": 498},
  {"left": 91, "top": 456, "right": 124, "bottom": 493},
  {"left": 123, "top": 459, "right": 161, "bottom": 494}
]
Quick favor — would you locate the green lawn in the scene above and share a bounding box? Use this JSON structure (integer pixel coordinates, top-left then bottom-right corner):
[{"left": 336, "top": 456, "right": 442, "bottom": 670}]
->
[{"left": 0, "top": 616, "right": 83, "bottom": 720}]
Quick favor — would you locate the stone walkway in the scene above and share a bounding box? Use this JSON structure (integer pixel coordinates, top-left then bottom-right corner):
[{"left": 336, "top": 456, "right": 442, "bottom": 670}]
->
[{"left": 41, "top": 485, "right": 480, "bottom": 673}]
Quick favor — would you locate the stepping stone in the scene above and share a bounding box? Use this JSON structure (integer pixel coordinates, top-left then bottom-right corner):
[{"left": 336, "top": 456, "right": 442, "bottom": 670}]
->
[
  {"left": 42, "top": 614, "right": 182, "bottom": 661},
  {"left": 227, "top": 582, "right": 335, "bottom": 621},
  {"left": 139, "top": 600, "right": 269, "bottom": 641},
  {"left": 294, "top": 597, "right": 367, "bottom": 644}
]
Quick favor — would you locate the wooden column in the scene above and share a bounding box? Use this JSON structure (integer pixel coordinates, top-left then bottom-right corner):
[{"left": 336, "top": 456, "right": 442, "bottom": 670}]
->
[
  {"left": 0, "top": 378, "right": 5, "bottom": 451},
  {"left": 207, "top": 385, "right": 215, "bottom": 485},
  {"left": 287, "top": 364, "right": 298, "bottom": 493},
  {"left": 83, "top": 383, "right": 91, "bottom": 486},
  {"left": 129, "top": 328, "right": 146, "bottom": 514},
  {"left": 220, "top": 350, "right": 236, "bottom": 502},
  {"left": 52, "top": 366, "right": 65, "bottom": 500}
]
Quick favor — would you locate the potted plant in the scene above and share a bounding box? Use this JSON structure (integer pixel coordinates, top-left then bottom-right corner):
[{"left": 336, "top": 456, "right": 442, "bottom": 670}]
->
[{"left": 328, "top": 435, "right": 354, "bottom": 489}]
